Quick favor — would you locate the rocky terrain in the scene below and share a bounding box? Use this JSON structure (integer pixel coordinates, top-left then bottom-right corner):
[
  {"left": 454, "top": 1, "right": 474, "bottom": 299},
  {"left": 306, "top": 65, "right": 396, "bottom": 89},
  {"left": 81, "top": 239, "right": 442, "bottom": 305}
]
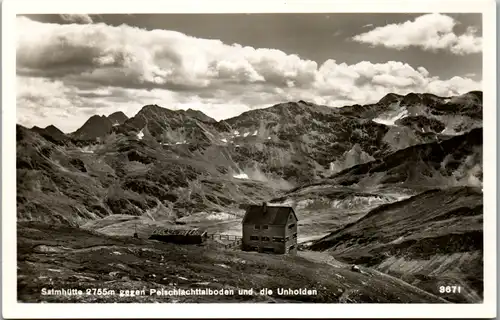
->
[
  {"left": 308, "top": 187, "right": 483, "bottom": 303},
  {"left": 16, "top": 90, "right": 483, "bottom": 303},
  {"left": 18, "top": 221, "right": 447, "bottom": 303}
]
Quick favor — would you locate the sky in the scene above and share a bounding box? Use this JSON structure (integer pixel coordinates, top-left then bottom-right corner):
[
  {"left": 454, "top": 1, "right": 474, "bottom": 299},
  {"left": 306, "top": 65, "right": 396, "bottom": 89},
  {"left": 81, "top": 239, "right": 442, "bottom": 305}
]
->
[{"left": 16, "top": 13, "right": 483, "bottom": 133}]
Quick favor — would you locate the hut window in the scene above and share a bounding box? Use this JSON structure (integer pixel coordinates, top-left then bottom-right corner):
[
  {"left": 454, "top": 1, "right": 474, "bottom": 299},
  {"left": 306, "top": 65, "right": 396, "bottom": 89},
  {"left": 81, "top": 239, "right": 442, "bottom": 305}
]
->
[
  {"left": 285, "top": 236, "right": 290, "bottom": 241},
  {"left": 293, "top": 233, "right": 297, "bottom": 239},
  {"left": 272, "top": 237, "right": 284, "bottom": 242},
  {"left": 288, "top": 223, "right": 296, "bottom": 229},
  {"left": 261, "top": 236, "right": 270, "bottom": 242},
  {"left": 262, "top": 225, "right": 269, "bottom": 229},
  {"left": 289, "top": 245, "right": 295, "bottom": 250},
  {"left": 250, "top": 235, "right": 259, "bottom": 241},
  {"left": 254, "top": 225, "right": 260, "bottom": 230}
]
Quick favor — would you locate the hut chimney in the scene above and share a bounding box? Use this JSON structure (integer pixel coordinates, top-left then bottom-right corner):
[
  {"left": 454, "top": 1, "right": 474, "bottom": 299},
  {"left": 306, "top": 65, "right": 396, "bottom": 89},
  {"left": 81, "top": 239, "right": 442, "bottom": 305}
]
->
[{"left": 262, "top": 202, "right": 267, "bottom": 213}]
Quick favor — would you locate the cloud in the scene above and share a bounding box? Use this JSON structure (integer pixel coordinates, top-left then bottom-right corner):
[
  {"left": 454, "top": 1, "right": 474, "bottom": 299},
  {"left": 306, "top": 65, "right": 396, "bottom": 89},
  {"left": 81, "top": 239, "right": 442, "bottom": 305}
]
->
[
  {"left": 15, "top": 17, "right": 481, "bottom": 132},
  {"left": 352, "top": 13, "right": 482, "bottom": 55},
  {"left": 16, "top": 16, "right": 318, "bottom": 91},
  {"left": 59, "top": 14, "right": 94, "bottom": 24},
  {"left": 16, "top": 77, "right": 89, "bottom": 131}
]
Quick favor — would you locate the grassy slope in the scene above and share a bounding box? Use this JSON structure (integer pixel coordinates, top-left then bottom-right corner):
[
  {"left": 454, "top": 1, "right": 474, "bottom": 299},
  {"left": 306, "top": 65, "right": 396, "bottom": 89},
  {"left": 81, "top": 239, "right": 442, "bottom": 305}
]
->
[{"left": 18, "top": 222, "right": 447, "bottom": 303}]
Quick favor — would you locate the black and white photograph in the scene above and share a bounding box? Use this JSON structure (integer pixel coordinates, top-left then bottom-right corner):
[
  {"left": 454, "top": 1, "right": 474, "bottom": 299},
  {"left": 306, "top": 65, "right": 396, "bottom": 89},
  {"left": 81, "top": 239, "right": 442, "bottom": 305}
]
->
[{"left": 2, "top": 0, "right": 497, "bottom": 318}]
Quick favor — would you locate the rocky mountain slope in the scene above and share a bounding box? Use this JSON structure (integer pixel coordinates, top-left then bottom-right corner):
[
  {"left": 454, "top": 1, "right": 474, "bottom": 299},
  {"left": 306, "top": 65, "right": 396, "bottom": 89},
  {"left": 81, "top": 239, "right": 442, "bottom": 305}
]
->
[
  {"left": 16, "top": 90, "right": 483, "bottom": 303},
  {"left": 308, "top": 187, "right": 483, "bottom": 303},
  {"left": 267, "top": 126, "right": 482, "bottom": 242},
  {"left": 339, "top": 91, "right": 482, "bottom": 133},
  {"left": 107, "top": 111, "right": 129, "bottom": 126},
  {"left": 326, "top": 127, "right": 482, "bottom": 189},
  {"left": 16, "top": 90, "right": 483, "bottom": 228},
  {"left": 17, "top": 123, "right": 281, "bottom": 226},
  {"left": 70, "top": 111, "right": 130, "bottom": 141},
  {"left": 31, "top": 124, "right": 69, "bottom": 145}
]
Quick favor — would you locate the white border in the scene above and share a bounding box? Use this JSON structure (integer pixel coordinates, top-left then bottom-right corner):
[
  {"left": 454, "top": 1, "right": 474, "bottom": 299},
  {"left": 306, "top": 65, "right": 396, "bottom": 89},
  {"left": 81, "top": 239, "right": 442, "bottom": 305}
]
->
[{"left": 2, "top": 0, "right": 497, "bottom": 318}]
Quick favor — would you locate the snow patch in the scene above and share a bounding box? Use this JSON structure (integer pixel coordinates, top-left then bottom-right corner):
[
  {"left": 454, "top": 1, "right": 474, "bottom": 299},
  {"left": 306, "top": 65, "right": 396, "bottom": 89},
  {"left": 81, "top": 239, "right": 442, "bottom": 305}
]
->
[
  {"left": 252, "top": 130, "right": 258, "bottom": 136},
  {"left": 329, "top": 195, "right": 398, "bottom": 210},
  {"left": 221, "top": 138, "right": 228, "bottom": 143},
  {"left": 178, "top": 211, "right": 236, "bottom": 222},
  {"left": 440, "top": 126, "right": 464, "bottom": 136},
  {"left": 390, "top": 236, "right": 405, "bottom": 244},
  {"left": 298, "top": 234, "right": 328, "bottom": 243},
  {"left": 233, "top": 172, "right": 249, "bottom": 179},
  {"left": 234, "top": 130, "right": 240, "bottom": 136},
  {"left": 243, "top": 132, "right": 250, "bottom": 137},
  {"left": 78, "top": 145, "right": 96, "bottom": 154},
  {"left": 267, "top": 137, "right": 271, "bottom": 140},
  {"left": 137, "top": 129, "right": 144, "bottom": 140},
  {"left": 112, "top": 122, "right": 120, "bottom": 127},
  {"left": 373, "top": 109, "right": 408, "bottom": 126}
]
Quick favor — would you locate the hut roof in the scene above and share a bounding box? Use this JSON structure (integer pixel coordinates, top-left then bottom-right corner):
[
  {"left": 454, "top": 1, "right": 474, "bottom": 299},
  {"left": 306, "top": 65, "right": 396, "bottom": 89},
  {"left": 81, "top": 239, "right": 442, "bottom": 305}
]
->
[
  {"left": 151, "top": 227, "right": 207, "bottom": 237},
  {"left": 242, "top": 204, "right": 297, "bottom": 226}
]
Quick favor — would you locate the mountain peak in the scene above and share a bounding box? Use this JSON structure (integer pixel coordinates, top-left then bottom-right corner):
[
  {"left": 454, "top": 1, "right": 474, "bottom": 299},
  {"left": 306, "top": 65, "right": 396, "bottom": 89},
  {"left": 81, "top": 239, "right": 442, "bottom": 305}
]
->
[
  {"left": 183, "top": 108, "right": 216, "bottom": 123},
  {"left": 109, "top": 111, "right": 127, "bottom": 116},
  {"left": 30, "top": 124, "right": 68, "bottom": 144},
  {"left": 378, "top": 93, "right": 403, "bottom": 105},
  {"left": 108, "top": 111, "right": 129, "bottom": 125},
  {"left": 401, "top": 92, "right": 423, "bottom": 105},
  {"left": 136, "top": 104, "right": 178, "bottom": 118},
  {"left": 297, "top": 100, "right": 315, "bottom": 106},
  {"left": 72, "top": 114, "right": 113, "bottom": 140},
  {"left": 465, "top": 91, "right": 482, "bottom": 101},
  {"left": 86, "top": 114, "right": 108, "bottom": 121},
  {"left": 44, "top": 124, "right": 66, "bottom": 136},
  {"left": 45, "top": 124, "right": 62, "bottom": 131}
]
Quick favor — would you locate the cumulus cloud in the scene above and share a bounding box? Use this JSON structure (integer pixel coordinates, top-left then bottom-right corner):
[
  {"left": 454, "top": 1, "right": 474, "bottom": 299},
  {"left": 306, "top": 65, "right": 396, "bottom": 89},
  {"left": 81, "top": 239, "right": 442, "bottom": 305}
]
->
[
  {"left": 59, "top": 14, "right": 94, "bottom": 24},
  {"left": 15, "top": 16, "right": 481, "bottom": 132},
  {"left": 352, "top": 13, "right": 482, "bottom": 55},
  {"left": 17, "top": 77, "right": 88, "bottom": 131},
  {"left": 16, "top": 16, "right": 319, "bottom": 91}
]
